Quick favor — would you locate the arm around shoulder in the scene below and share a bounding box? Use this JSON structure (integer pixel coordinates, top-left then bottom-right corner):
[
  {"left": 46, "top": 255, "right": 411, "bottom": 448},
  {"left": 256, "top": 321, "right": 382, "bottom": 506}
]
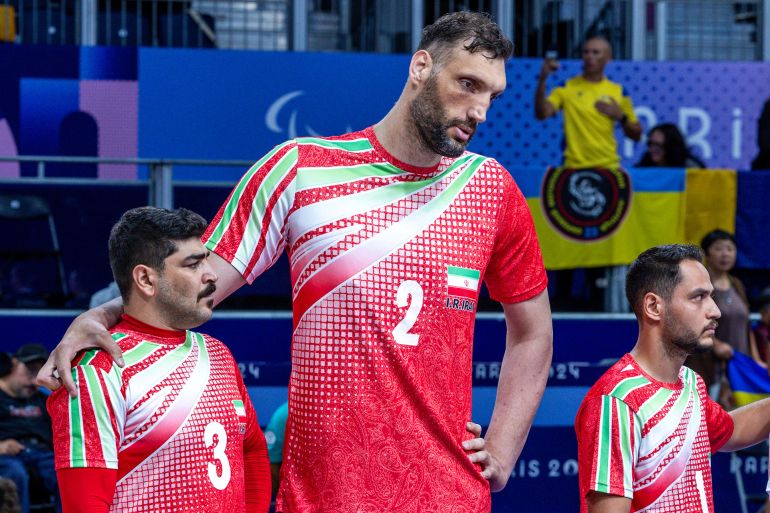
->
[{"left": 37, "top": 296, "right": 126, "bottom": 396}]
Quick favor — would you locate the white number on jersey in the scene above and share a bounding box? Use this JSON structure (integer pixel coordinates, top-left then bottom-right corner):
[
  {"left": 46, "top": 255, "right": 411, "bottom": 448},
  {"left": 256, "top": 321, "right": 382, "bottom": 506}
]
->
[
  {"left": 393, "top": 280, "right": 424, "bottom": 346},
  {"left": 204, "top": 421, "right": 231, "bottom": 490}
]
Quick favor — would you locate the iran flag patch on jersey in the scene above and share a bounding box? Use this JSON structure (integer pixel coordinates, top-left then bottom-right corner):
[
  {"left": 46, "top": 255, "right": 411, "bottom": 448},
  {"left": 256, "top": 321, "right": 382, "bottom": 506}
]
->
[
  {"left": 445, "top": 266, "right": 480, "bottom": 311},
  {"left": 447, "top": 266, "right": 480, "bottom": 299},
  {"left": 233, "top": 400, "right": 247, "bottom": 433}
]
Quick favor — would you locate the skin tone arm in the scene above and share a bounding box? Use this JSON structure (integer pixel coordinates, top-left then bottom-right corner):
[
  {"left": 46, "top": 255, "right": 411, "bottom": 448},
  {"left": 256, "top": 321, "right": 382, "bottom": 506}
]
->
[
  {"left": 534, "top": 59, "right": 558, "bottom": 120},
  {"left": 37, "top": 252, "right": 247, "bottom": 396},
  {"left": 463, "top": 290, "right": 552, "bottom": 491},
  {"left": 586, "top": 492, "right": 632, "bottom": 513},
  {"left": 720, "top": 396, "right": 770, "bottom": 452}
]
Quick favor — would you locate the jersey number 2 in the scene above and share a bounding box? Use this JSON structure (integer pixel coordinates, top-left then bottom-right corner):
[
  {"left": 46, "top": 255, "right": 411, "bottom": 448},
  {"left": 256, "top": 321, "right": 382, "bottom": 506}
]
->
[
  {"left": 393, "top": 280, "right": 424, "bottom": 346},
  {"left": 204, "top": 421, "right": 231, "bottom": 490}
]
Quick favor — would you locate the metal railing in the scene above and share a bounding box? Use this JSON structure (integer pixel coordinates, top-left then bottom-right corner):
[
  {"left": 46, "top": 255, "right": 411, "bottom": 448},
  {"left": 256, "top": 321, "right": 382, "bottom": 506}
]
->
[
  {"left": 0, "top": 155, "right": 252, "bottom": 208},
  {"left": 0, "top": 0, "right": 767, "bottom": 59}
]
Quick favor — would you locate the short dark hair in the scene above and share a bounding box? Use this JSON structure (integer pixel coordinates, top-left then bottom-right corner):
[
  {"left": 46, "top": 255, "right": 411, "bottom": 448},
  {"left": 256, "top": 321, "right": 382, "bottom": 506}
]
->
[
  {"left": 700, "top": 229, "right": 736, "bottom": 253},
  {"left": 625, "top": 244, "right": 704, "bottom": 316},
  {"left": 418, "top": 11, "right": 513, "bottom": 66},
  {"left": 108, "top": 207, "right": 208, "bottom": 302}
]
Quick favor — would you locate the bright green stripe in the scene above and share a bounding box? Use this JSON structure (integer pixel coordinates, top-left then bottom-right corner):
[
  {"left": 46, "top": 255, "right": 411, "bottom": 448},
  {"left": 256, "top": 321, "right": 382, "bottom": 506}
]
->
[
  {"left": 637, "top": 388, "right": 674, "bottom": 421},
  {"left": 111, "top": 332, "right": 128, "bottom": 342},
  {"left": 83, "top": 367, "right": 117, "bottom": 464},
  {"left": 297, "top": 162, "right": 405, "bottom": 190},
  {"left": 595, "top": 396, "right": 613, "bottom": 492},
  {"left": 233, "top": 400, "right": 244, "bottom": 408},
  {"left": 609, "top": 376, "right": 649, "bottom": 400},
  {"left": 122, "top": 341, "right": 161, "bottom": 366},
  {"left": 68, "top": 374, "right": 85, "bottom": 466},
  {"left": 447, "top": 265, "right": 480, "bottom": 279},
  {"left": 206, "top": 142, "right": 296, "bottom": 247},
  {"left": 410, "top": 155, "right": 484, "bottom": 223},
  {"left": 616, "top": 400, "right": 633, "bottom": 493},
  {"left": 298, "top": 137, "right": 372, "bottom": 152},
  {"left": 79, "top": 349, "right": 98, "bottom": 366}
]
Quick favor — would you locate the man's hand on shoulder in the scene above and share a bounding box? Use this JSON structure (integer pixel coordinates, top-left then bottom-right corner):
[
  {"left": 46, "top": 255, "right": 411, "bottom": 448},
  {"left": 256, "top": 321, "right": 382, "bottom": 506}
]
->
[
  {"left": 594, "top": 97, "right": 624, "bottom": 121},
  {"left": 37, "top": 298, "right": 125, "bottom": 397}
]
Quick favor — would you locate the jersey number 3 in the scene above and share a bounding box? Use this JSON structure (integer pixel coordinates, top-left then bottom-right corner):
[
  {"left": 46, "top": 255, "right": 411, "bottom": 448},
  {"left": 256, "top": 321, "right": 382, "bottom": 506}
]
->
[
  {"left": 393, "top": 280, "right": 424, "bottom": 346},
  {"left": 204, "top": 421, "right": 231, "bottom": 490}
]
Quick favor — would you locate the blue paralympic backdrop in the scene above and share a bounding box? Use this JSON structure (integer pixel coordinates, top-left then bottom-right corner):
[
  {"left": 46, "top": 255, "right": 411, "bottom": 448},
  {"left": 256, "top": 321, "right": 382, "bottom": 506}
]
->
[{"left": 137, "top": 49, "right": 770, "bottom": 175}]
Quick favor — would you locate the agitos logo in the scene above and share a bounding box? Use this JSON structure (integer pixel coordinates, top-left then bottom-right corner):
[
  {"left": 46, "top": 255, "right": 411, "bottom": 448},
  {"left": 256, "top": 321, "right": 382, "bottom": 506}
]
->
[{"left": 541, "top": 167, "right": 631, "bottom": 241}]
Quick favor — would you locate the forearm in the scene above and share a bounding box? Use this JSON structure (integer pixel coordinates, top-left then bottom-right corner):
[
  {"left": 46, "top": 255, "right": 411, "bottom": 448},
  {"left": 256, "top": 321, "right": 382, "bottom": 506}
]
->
[
  {"left": 484, "top": 326, "right": 552, "bottom": 480},
  {"left": 621, "top": 120, "right": 642, "bottom": 142},
  {"left": 722, "top": 397, "right": 770, "bottom": 451},
  {"left": 534, "top": 78, "right": 553, "bottom": 119}
]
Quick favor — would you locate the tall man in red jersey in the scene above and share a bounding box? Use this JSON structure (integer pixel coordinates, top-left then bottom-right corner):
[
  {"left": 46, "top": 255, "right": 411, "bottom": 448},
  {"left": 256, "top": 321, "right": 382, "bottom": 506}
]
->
[
  {"left": 576, "top": 244, "right": 770, "bottom": 513},
  {"left": 47, "top": 207, "right": 271, "bottom": 512},
  {"left": 39, "top": 12, "right": 553, "bottom": 513}
]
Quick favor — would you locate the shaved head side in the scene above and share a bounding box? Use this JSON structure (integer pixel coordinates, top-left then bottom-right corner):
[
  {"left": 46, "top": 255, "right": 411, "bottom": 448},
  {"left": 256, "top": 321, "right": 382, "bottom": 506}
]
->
[{"left": 584, "top": 35, "right": 612, "bottom": 57}]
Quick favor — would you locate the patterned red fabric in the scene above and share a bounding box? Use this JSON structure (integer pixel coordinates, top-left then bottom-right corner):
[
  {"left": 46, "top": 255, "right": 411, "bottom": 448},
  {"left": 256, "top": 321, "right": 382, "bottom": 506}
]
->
[{"left": 204, "top": 128, "right": 547, "bottom": 512}]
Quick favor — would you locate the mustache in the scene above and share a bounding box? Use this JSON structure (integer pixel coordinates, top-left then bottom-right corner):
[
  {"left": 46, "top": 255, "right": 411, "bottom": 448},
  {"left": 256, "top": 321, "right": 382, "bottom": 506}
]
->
[
  {"left": 448, "top": 118, "right": 477, "bottom": 134},
  {"left": 704, "top": 321, "right": 719, "bottom": 332},
  {"left": 198, "top": 283, "right": 217, "bottom": 301}
]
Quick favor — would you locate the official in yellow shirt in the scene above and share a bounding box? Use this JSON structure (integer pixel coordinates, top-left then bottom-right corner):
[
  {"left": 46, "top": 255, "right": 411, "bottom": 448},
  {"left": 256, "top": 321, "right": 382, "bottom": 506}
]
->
[{"left": 535, "top": 36, "right": 642, "bottom": 169}]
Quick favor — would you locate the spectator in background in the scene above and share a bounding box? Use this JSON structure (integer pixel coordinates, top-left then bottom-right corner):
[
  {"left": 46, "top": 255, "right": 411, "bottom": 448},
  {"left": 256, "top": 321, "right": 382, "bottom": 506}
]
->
[
  {"left": 535, "top": 35, "right": 642, "bottom": 169},
  {"left": 0, "top": 344, "right": 59, "bottom": 513},
  {"left": 755, "top": 288, "right": 770, "bottom": 369},
  {"left": 636, "top": 123, "right": 705, "bottom": 168},
  {"left": 686, "top": 230, "right": 759, "bottom": 408},
  {"left": 751, "top": 98, "right": 770, "bottom": 170},
  {"left": 263, "top": 401, "right": 288, "bottom": 507}
]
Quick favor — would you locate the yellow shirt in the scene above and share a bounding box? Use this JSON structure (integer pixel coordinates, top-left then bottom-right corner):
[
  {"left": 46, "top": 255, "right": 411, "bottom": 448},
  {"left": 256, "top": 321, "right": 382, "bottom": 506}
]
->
[{"left": 547, "top": 75, "right": 637, "bottom": 169}]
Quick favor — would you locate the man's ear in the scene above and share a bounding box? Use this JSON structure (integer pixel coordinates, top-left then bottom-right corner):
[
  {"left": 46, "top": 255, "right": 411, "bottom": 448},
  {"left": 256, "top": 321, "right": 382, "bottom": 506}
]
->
[
  {"left": 642, "top": 292, "right": 664, "bottom": 322},
  {"left": 409, "top": 49, "right": 433, "bottom": 84},
  {"left": 132, "top": 265, "right": 158, "bottom": 298}
]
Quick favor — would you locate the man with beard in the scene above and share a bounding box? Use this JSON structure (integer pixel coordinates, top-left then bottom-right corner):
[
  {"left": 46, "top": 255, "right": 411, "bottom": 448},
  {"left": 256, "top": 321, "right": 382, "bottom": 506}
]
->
[
  {"left": 575, "top": 245, "right": 770, "bottom": 513},
  {"left": 46, "top": 207, "right": 271, "bottom": 512},
  {"left": 39, "top": 12, "right": 552, "bottom": 513}
]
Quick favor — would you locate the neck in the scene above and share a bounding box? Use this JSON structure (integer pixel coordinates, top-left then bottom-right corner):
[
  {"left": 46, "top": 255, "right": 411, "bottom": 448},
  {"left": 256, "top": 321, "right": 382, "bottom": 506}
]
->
[
  {"left": 582, "top": 70, "right": 604, "bottom": 82},
  {"left": 123, "top": 303, "right": 182, "bottom": 333},
  {"left": 374, "top": 100, "right": 441, "bottom": 168},
  {"left": 630, "top": 328, "right": 684, "bottom": 384},
  {"left": 709, "top": 268, "right": 730, "bottom": 287}
]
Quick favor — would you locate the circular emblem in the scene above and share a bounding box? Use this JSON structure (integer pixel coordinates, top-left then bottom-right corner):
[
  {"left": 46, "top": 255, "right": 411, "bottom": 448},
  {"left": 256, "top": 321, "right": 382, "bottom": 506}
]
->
[{"left": 541, "top": 166, "right": 631, "bottom": 241}]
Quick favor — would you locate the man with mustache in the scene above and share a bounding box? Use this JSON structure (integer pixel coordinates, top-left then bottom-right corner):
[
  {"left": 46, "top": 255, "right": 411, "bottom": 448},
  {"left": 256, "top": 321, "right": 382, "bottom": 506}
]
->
[
  {"left": 576, "top": 244, "right": 770, "bottom": 513},
  {"left": 40, "top": 12, "right": 552, "bottom": 513},
  {"left": 46, "top": 207, "right": 271, "bottom": 512}
]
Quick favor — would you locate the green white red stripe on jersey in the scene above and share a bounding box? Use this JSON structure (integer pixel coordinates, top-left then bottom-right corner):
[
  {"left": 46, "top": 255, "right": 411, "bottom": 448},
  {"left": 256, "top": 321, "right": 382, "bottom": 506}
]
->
[
  {"left": 233, "top": 400, "right": 246, "bottom": 419},
  {"left": 446, "top": 266, "right": 480, "bottom": 300},
  {"left": 292, "top": 154, "right": 487, "bottom": 327}
]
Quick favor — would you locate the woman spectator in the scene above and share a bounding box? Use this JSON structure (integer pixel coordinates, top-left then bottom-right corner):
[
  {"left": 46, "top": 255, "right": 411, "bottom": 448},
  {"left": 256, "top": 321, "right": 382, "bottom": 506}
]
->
[
  {"left": 686, "top": 230, "right": 759, "bottom": 408},
  {"left": 636, "top": 123, "right": 705, "bottom": 168}
]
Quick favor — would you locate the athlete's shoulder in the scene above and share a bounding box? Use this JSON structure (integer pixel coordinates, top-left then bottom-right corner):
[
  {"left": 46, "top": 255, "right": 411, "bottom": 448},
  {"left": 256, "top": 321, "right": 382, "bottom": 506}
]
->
[
  {"left": 584, "top": 354, "right": 651, "bottom": 408},
  {"left": 295, "top": 128, "right": 374, "bottom": 153},
  {"left": 71, "top": 330, "right": 142, "bottom": 372}
]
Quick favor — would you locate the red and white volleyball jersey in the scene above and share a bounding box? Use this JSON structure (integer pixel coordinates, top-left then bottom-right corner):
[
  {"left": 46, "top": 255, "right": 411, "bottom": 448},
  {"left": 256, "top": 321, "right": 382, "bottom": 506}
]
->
[
  {"left": 203, "top": 127, "right": 547, "bottom": 513},
  {"left": 48, "top": 315, "right": 263, "bottom": 512},
  {"left": 575, "top": 354, "right": 734, "bottom": 513}
]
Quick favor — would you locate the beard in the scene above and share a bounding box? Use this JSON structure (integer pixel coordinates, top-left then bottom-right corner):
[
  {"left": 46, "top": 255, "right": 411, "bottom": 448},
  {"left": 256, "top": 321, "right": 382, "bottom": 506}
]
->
[
  {"left": 156, "top": 280, "right": 216, "bottom": 330},
  {"left": 409, "top": 74, "right": 476, "bottom": 158},
  {"left": 662, "top": 313, "right": 715, "bottom": 358}
]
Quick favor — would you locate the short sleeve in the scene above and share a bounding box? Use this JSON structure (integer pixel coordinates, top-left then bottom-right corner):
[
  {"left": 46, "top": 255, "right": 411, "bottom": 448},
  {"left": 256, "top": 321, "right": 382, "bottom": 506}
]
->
[
  {"left": 704, "top": 394, "right": 734, "bottom": 453},
  {"left": 483, "top": 169, "right": 547, "bottom": 304},
  {"left": 203, "top": 140, "right": 298, "bottom": 284},
  {"left": 547, "top": 85, "right": 565, "bottom": 111},
  {"left": 47, "top": 357, "right": 123, "bottom": 470},
  {"left": 576, "top": 395, "right": 638, "bottom": 500}
]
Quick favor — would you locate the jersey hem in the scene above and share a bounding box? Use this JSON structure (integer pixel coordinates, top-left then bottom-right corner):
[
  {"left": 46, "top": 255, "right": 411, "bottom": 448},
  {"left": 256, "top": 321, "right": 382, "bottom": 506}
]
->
[{"left": 491, "top": 275, "right": 548, "bottom": 305}]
